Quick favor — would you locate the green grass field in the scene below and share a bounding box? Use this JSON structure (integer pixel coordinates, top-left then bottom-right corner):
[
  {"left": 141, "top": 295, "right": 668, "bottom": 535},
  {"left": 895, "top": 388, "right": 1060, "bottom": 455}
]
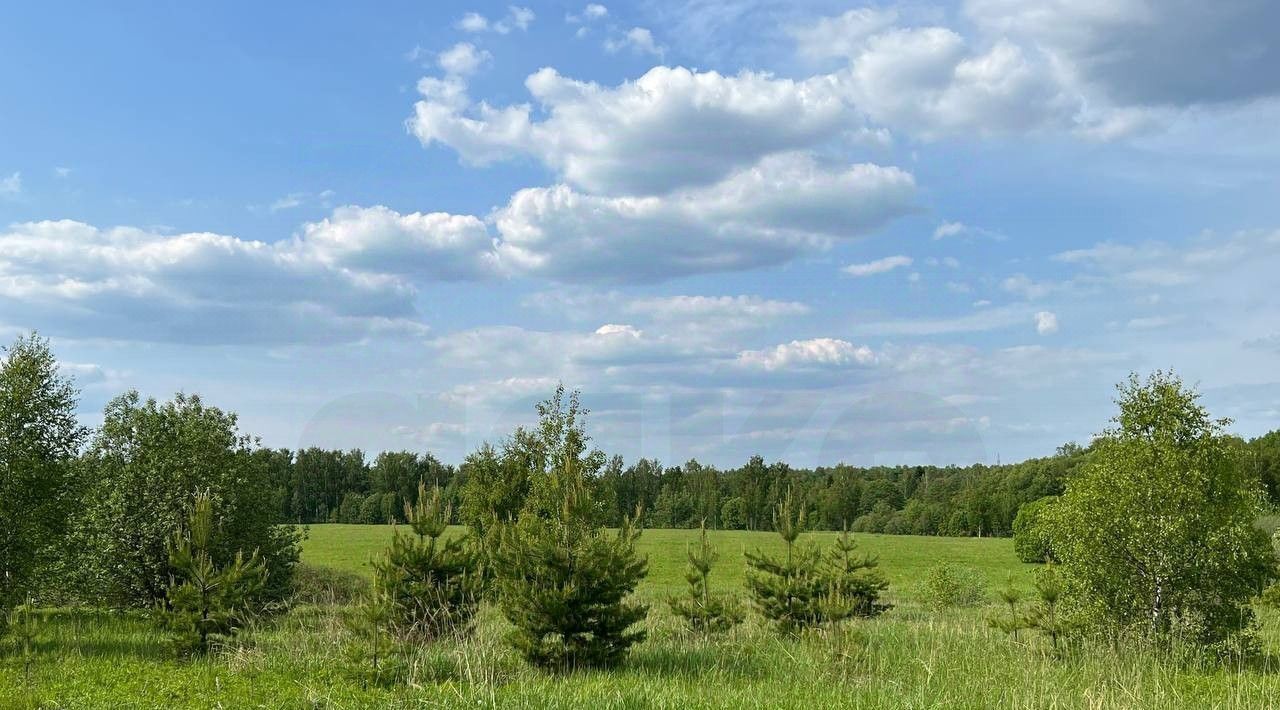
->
[{"left": 5, "top": 525, "right": 1280, "bottom": 708}]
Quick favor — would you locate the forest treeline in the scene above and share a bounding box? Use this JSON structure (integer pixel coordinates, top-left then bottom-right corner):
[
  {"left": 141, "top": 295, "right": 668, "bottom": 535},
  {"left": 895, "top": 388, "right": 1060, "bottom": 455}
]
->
[{"left": 257, "top": 430, "right": 1280, "bottom": 536}]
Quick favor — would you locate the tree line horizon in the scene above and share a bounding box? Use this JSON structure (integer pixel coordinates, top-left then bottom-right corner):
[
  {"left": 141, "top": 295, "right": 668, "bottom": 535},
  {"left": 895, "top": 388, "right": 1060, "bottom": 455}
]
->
[{"left": 188, "top": 403, "right": 1280, "bottom": 537}]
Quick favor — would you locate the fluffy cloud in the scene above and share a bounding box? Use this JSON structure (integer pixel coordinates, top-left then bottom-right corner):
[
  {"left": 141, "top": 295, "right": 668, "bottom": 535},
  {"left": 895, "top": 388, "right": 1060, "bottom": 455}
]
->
[
  {"left": 840, "top": 27, "right": 1080, "bottom": 139},
  {"left": 843, "top": 255, "right": 912, "bottom": 277},
  {"left": 792, "top": 7, "right": 899, "bottom": 62},
  {"left": 292, "top": 205, "right": 495, "bottom": 281},
  {"left": 410, "top": 65, "right": 870, "bottom": 195},
  {"left": 604, "top": 28, "right": 664, "bottom": 57},
  {"left": 0, "top": 219, "right": 429, "bottom": 345},
  {"left": 1034, "top": 311, "right": 1059, "bottom": 335},
  {"left": 437, "top": 42, "right": 491, "bottom": 77},
  {"left": 456, "top": 7, "right": 534, "bottom": 34},
  {"left": 737, "top": 338, "right": 876, "bottom": 371},
  {"left": 490, "top": 153, "right": 917, "bottom": 282},
  {"left": 964, "top": 0, "right": 1280, "bottom": 107}
]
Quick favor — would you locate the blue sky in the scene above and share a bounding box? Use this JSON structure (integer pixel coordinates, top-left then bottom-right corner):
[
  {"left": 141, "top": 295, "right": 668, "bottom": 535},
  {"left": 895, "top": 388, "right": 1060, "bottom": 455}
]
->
[{"left": 3, "top": 1, "right": 1279, "bottom": 467}]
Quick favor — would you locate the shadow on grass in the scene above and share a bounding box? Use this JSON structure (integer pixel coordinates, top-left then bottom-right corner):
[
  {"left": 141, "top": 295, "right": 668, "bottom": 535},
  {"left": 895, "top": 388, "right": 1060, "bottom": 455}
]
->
[{"left": 20, "top": 608, "right": 171, "bottom": 662}]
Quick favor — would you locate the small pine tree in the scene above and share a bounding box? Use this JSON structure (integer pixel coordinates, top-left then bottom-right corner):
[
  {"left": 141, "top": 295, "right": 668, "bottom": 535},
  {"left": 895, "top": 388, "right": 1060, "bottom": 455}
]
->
[
  {"left": 343, "top": 589, "right": 403, "bottom": 688},
  {"left": 1024, "top": 563, "right": 1067, "bottom": 651},
  {"left": 158, "top": 491, "right": 267, "bottom": 656},
  {"left": 497, "top": 459, "right": 648, "bottom": 671},
  {"left": 825, "top": 527, "right": 890, "bottom": 618},
  {"left": 745, "top": 489, "right": 837, "bottom": 634},
  {"left": 668, "top": 520, "right": 744, "bottom": 633},
  {"left": 371, "top": 483, "right": 483, "bottom": 641},
  {"left": 988, "top": 574, "right": 1027, "bottom": 640}
]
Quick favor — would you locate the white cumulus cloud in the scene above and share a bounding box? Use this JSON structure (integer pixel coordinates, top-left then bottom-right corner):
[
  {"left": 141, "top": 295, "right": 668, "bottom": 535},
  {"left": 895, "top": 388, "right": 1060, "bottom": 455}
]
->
[
  {"left": 738, "top": 338, "right": 876, "bottom": 371},
  {"left": 843, "top": 255, "right": 913, "bottom": 277},
  {"left": 1035, "top": 310, "right": 1059, "bottom": 335}
]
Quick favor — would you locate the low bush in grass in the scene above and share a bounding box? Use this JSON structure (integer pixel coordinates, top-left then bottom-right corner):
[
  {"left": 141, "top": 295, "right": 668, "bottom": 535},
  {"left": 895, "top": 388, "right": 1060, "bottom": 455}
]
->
[
  {"left": 291, "top": 563, "right": 368, "bottom": 606},
  {"left": 923, "top": 563, "right": 987, "bottom": 609}
]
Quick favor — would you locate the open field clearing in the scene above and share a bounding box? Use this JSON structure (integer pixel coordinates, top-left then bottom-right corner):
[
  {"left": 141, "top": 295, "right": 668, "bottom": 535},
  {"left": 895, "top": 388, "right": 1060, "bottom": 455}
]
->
[{"left": 5, "top": 526, "right": 1280, "bottom": 709}]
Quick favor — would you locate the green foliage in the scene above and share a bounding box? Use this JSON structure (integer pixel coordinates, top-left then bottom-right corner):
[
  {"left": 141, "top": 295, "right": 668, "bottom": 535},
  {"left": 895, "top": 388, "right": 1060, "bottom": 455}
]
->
[
  {"left": 745, "top": 490, "right": 874, "bottom": 633},
  {"left": 825, "top": 527, "right": 890, "bottom": 618},
  {"left": 371, "top": 483, "right": 483, "bottom": 640},
  {"left": 290, "top": 563, "right": 369, "bottom": 606},
  {"left": 0, "top": 333, "right": 88, "bottom": 619},
  {"left": 80, "top": 391, "right": 299, "bottom": 607},
  {"left": 1047, "top": 371, "right": 1277, "bottom": 650},
  {"left": 1012, "top": 496, "right": 1057, "bottom": 563},
  {"left": 1024, "top": 564, "right": 1069, "bottom": 651},
  {"left": 157, "top": 492, "right": 267, "bottom": 656},
  {"left": 923, "top": 563, "right": 987, "bottom": 609},
  {"left": 667, "top": 521, "right": 744, "bottom": 633},
  {"left": 342, "top": 589, "right": 404, "bottom": 688},
  {"left": 497, "top": 484, "right": 649, "bottom": 670},
  {"left": 720, "top": 497, "right": 747, "bottom": 530},
  {"left": 495, "top": 388, "right": 649, "bottom": 671},
  {"left": 7, "top": 596, "right": 40, "bottom": 692},
  {"left": 988, "top": 574, "right": 1027, "bottom": 639}
]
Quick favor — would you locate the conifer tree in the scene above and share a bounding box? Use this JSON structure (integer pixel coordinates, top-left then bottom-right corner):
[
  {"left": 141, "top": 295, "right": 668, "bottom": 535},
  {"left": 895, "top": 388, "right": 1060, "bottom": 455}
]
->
[
  {"left": 158, "top": 491, "right": 267, "bottom": 656},
  {"left": 825, "top": 527, "right": 890, "bottom": 618},
  {"left": 497, "top": 453, "right": 648, "bottom": 671},
  {"left": 668, "top": 520, "right": 743, "bottom": 633},
  {"left": 371, "top": 482, "right": 483, "bottom": 640},
  {"left": 343, "top": 589, "right": 402, "bottom": 687},
  {"left": 744, "top": 489, "right": 836, "bottom": 634},
  {"left": 989, "top": 574, "right": 1027, "bottom": 640},
  {"left": 1024, "top": 563, "right": 1067, "bottom": 651}
]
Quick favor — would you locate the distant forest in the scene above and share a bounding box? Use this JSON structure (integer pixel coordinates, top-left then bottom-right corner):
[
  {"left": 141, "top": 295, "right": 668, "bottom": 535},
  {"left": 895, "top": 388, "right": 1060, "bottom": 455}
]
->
[{"left": 257, "top": 430, "right": 1280, "bottom": 536}]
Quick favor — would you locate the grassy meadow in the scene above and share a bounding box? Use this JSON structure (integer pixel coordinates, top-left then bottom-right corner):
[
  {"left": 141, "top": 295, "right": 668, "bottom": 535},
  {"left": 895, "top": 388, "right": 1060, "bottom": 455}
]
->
[{"left": 5, "top": 525, "right": 1280, "bottom": 708}]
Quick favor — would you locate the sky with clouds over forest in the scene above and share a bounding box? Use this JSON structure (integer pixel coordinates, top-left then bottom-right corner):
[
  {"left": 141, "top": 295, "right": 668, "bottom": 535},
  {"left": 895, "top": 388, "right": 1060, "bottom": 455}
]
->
[{"left": 2, "top": 1, "right": 1278, "bottom": 467}]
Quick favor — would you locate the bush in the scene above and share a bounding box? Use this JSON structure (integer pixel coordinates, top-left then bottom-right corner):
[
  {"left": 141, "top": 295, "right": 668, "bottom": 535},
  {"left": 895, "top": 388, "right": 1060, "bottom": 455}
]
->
[
  {"left": 157, "top": 492, "right": 267, "bottom": 656},
  {"left": 80, "top": 392, "right": 300, "bottom": 608},
  {"left": 291, "top": 563, "right": 368, "bottom": 606},
  {"left": 923, "top": 563, "right": 987, "bottom": 609},
  {"left": 720, "top": 497, "right": 746, "bottom": 530},
  {"left": 0, "top": 333, "right": 88, "bottom": 623},
  {"left": 495, "top": 387, "right": 649, "bottom": 671},
  {"left": 1012, "top": 496, "right": 1057, "bottom": 563},
  {"left": 1048, "top": 372, "right": 1277, "bottom": 650},
  {"left": 372, "top": 484, "right": 483, "bottom": 641}
]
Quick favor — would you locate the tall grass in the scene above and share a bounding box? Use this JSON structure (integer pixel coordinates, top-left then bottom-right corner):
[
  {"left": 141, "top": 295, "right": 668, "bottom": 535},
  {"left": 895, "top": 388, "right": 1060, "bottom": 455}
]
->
[{"left": 5, "top": 527, "right": 1280, "bottom": 708}]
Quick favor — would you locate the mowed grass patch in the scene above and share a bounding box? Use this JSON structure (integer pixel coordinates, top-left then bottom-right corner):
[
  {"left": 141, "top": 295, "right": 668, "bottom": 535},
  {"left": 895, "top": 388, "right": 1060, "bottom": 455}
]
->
[{"left": 300, "top": 524, "right": 1024, "bottom": 604}]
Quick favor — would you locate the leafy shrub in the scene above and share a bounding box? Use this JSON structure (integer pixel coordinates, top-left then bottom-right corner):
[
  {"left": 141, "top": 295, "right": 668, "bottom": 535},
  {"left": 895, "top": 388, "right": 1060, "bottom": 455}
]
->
[
  {"left": 1012, "top": 496, "right": 1057, "bottom": 563},
  {"left": 0, "top": 334, "right": 88, "bottom": 622},
  {"left": 1048, "top": 372, "right": 1277, "bottom": 650},
  {"left": 291, "top": 563, "right": 368, "bottom": 606},
  {"left": 157, "top": 492, "right": 267, "bottom": 656},
  {"left": 719, "top": 497, "right": 746, "bottom": 530},
  {"left": 923, "top": 563, "right": 987, "bottom": 609},
  {"left": 668, "top": 521, "right": 743, "bottom": 633},
  {"left": 81, "top": 391, "right": 300, "bottom": 608},
  {"left": 371, "top": 484, "right": 483, "bottom": 641}
]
